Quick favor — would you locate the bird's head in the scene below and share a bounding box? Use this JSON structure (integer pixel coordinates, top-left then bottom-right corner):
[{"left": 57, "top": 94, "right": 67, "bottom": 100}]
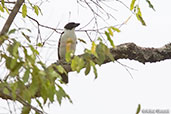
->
[{"left": 64, "top": 22, "right": 80, "bottom": 30}]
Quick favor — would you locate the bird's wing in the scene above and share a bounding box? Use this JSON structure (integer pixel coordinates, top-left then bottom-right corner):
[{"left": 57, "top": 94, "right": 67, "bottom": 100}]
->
[{"left": 58, "top": 32, "right": 64, "bottom": 60}]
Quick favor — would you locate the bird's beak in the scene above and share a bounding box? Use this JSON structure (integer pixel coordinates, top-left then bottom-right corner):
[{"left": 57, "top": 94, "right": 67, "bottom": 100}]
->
[{"left": 75, "top": 23, "right": 80, "bottom": 28}]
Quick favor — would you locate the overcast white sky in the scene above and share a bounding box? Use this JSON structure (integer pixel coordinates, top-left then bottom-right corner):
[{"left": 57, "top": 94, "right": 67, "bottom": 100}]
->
[{"left": 0, "top": 0, "right": 171, "bottom": 114}]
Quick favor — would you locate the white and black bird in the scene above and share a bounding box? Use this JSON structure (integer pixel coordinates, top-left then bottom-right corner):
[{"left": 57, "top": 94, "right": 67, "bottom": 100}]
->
[
  {"left": 58, "top": 22, "right": 80, "bottom": 60},
  {"left": 58, "top": 22, "right": 80, "bottom": 83}
]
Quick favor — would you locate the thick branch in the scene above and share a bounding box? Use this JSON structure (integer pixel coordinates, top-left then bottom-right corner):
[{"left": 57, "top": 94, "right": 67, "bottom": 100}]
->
[
  {"left": 0, "top": 0, "right": 25, "bottom": 35},
  {"left": 54, "top": 42, "right": 171, "bottom": 73},
  {"left": 109, "top": 42, "right": 171, "bottom": 64}
]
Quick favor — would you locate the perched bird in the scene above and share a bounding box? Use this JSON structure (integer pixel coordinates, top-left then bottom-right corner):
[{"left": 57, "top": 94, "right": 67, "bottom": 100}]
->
[{"left": 58, "top": 22, "right": 80, "bottom": 83}]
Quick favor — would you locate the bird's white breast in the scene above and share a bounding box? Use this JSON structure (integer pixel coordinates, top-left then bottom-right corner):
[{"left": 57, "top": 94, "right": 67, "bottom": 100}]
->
[{"left": 58, "top": 29, "right": 77, "bottom": 59}]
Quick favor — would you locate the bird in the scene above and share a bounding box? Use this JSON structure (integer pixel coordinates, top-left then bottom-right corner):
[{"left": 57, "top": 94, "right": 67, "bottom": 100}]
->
[{"left": 58, "top": 22, "right": 80, "bottom": 83}]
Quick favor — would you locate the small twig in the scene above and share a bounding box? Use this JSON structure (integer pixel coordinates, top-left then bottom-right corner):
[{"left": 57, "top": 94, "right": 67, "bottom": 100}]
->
[
  {"left": 6, "top": 100, "right": 12, "bottom": 114},
  {"left": 27, "top": 15, "right": 62, "bottom": 34},
  {"left": 100, "top": 1, "right": 117, "bottom": 12},
  {"left": 115, "top": 0, "right": 135, "bottom": 15},
  {"left": 116, "top": 61, "right": 137, "bottom": 71},
  {"left": 116, "top": 60, "right": 138, "bottom": 79},
  {"left": 43, "top": 22, "right": 60, "bottom": 45},
  {"left": 84, "top": 0, "right": 104, "bottom": 19},
  {"left": 79, "top": 17, "right": 95, "bottom": 30},
  {"left": 85, "top": 31, "right": 93, "bottom": 42},
  {"left": 12, "top": 102, "right": 17, "bottom": 114},
  {"left": 0, "top": 0, "right": 16, "bottom": 4}
]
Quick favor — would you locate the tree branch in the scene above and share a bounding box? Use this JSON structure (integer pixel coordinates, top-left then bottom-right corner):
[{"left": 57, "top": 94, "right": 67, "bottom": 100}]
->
[
  {"left": 110, "top": 42, "right": 171, "bottom": 64},
  {"left": 0, "top": 0, "right": 25, "bottom": 35},
  {"left": 53, "top": 42, "right": 171, "bottom": 73}
]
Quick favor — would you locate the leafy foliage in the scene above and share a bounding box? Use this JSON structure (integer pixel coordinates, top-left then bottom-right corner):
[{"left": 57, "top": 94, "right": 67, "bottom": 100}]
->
[{"left": 0, "top": 37, "right": 72, "bottom": 113}]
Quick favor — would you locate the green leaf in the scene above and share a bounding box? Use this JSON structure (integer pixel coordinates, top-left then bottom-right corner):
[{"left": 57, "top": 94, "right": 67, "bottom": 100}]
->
[
  {"left": 22, "top": 88, "right": 31, "bottom": 103},
  {"left": 40, "top": 84, "right": 48, "bottom": 104},
  {"left": 0, "top": 35, "right": 8, "bottom": 45},
  {"left": 85, "top": 61, "right": 91, "bottom": 75},
  {"left": 91, "top": 41, "right": 97, "bottom": 56},
  {"left": 136, "top": 104, "right": 141, "bottom": 114},
  {"left": 33, "top": 5, "right": 39, "bottom": 15},
  {"left": 23, "top": 69, "right": 30, "bottom": 83},
  {"left": 90, "top": 60, "right": 98, "bottom": 79},
  {"left": 135, "top": 6, "right": 146, "bottom": 26},
  {"left": 47, "top": 83, "right": 55, "bottom": 102},
  {"left": 9, "top": 62, "right": 23, "bottom": 76},
  {"left": 65, "top": 51, "right": 73, "bottom": 62},
  {"left": 7, "top": 40, "right": 20, "bottom": 57},
  {"left": 13, "top": 41, "right": 20, "bottom": 57},
  {"left": 29, "top": 45, "right": 39, "bottom": 55},
  {"left": 96, "top": 43, "right": 106, "bottom": 65},
  {"left": 130, "top": 0, "right": 136, "bottom": 10},
  {"left": 21, "top": 106, "right": 31, "bottom": 114},
  {"left": 22, "top": 4, "right": 27, "bottom": 18},
  {"left": 6, "top": 57, "right": 12, "bottom": 69},
  {"left": 56, "top": 65, "right": 67, "bottom": 74},
  {"left": 97, "top": 42, "right": 114, "bottom": 62},
  {"left": 105, "top": 31, "right": 115, "bottom": 48},
  {"left": 47, "top": 65, "right": 61, "bottom": 79},
  {"left": 3, "top": 88, "right": 10, "bottom": 95},
  {"left": 36, "top": 99, "right": 43, "bottom": 109},
  {"left": 1, "top": 0, "right": 4, "bottom": 7},
  {"left": 8, "top": 29, "right": 16, "bottom": 34},
  {"left": 71, "top": 56, "right": 85, "bottom": 73},
  {"left": 28, "top": 74, "right": 39, "bottom": 97},
  {"left": 21, "top": 32, "right": 31, "bottom": 43},
  {"left": 110, "top": 26, "right": 121, "bottom": 32},
  {"left": 10, "top": 58, "right": 17, "bottom": 70},
  {"left": 146, "top": 0, "right": 155, "bottom": 11},
  {"left": 136, "top": 13, "right": 146, "bottom": 26},
  {"left": 4, "top": 6, "right": 9, "bottom": 14},
  {"left": 105, "top": 48, "right": 114, "bottom": 61},
  {"left": 26, "top": 55, "right": 35, "bottom": 65},
  {"left": 0, "top": 4, "right": 4, "bottom": 12},
  {"left": 11, "top": 82, "right": 18, "bottom": 100},
  {"left": 38, "top": 6, "right": 43, "bottom": 15},
  {"left": 78, "top": 38, "right": 87, "bottom": 44},
  {"left": 32, "top": 4, "right": 43, "bottom": 15},
  {"left": 36, "top": 43, "right": 43, "bottom": 47},
  {"left": 56, "top": 85, "right": 72, "bottom": 105},
  {"left": 137, "top": 6, "right": 142, "bottom": 17},
  {"left": 108, "top": 28, "right": 113, "bottom": 36}
]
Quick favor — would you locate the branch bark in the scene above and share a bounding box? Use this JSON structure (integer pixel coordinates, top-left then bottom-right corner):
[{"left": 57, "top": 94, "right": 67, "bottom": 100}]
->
[
  {"left": 0, "top": 0, "right": 25, "bottom": 35},
  {"left": 54, "top": 42, "right": 171, "bottom": 73}
]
